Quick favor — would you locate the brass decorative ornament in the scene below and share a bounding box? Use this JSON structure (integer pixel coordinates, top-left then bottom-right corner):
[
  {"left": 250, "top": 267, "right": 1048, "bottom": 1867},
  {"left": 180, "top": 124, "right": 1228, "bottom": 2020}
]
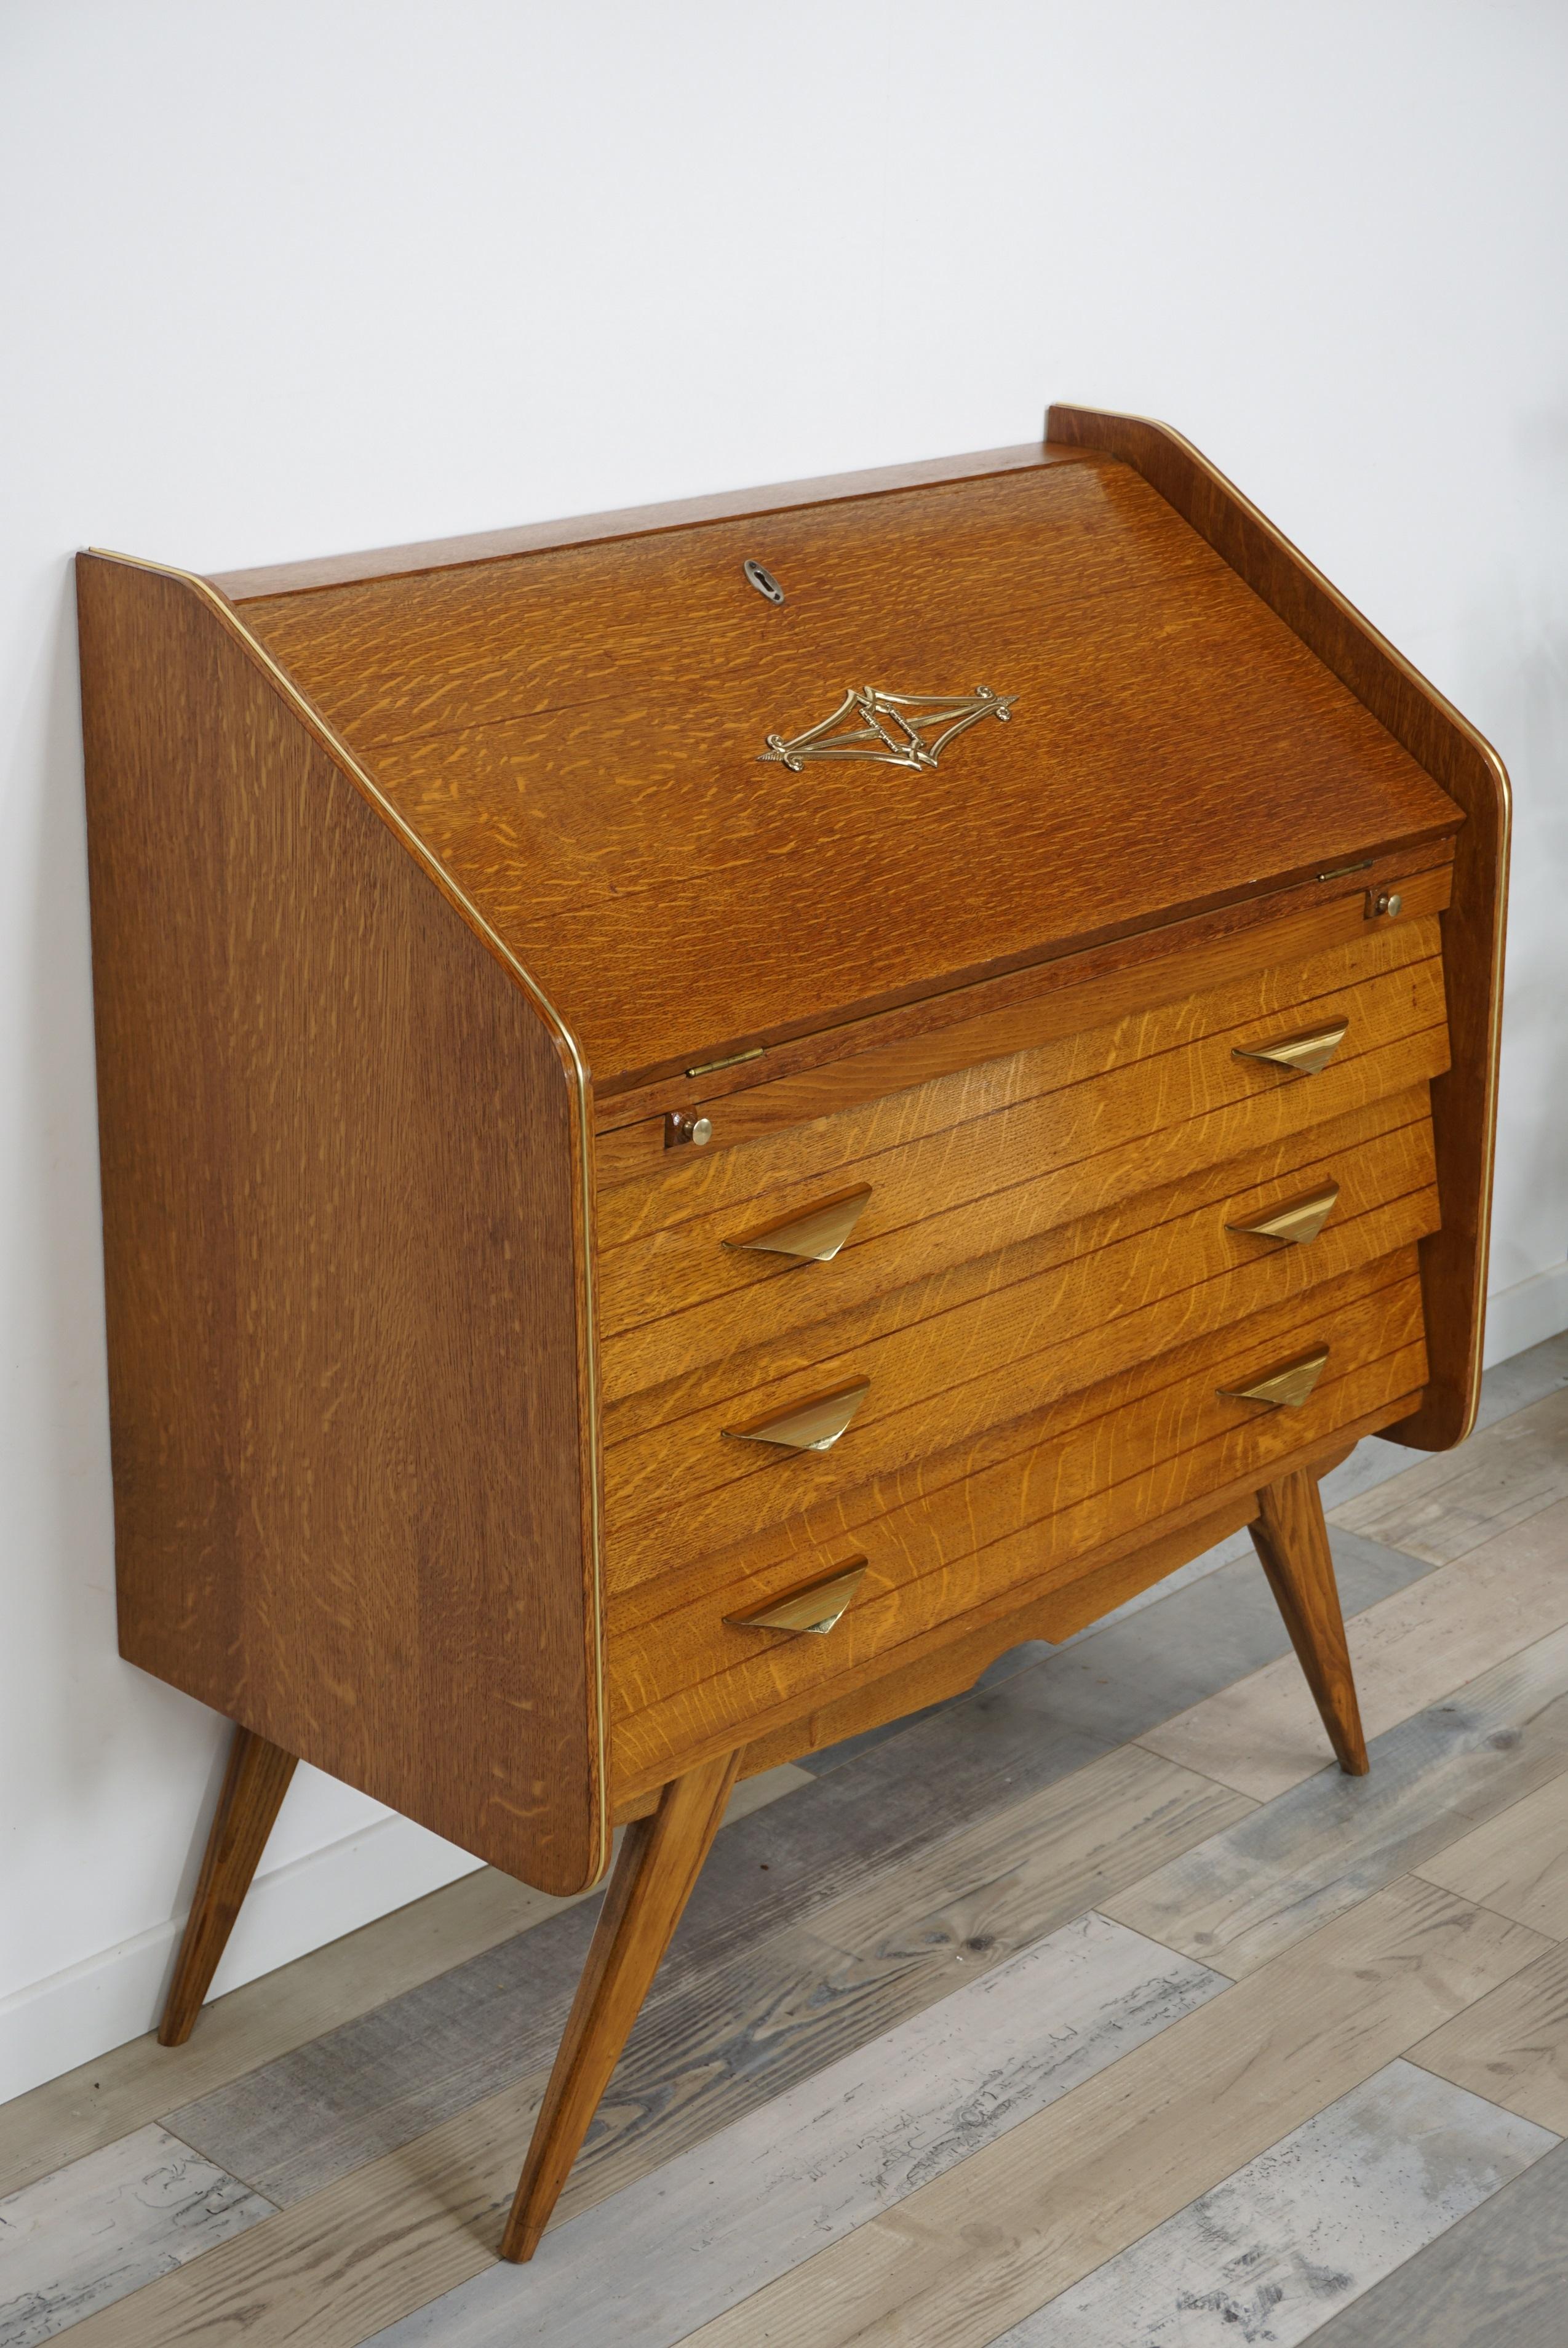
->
[
  {"left": 726, "top": 1559, "right": 870, "bottom": 1637},
  {"left": 760, "top": 684, "right": 1016, "bottom": 774}
]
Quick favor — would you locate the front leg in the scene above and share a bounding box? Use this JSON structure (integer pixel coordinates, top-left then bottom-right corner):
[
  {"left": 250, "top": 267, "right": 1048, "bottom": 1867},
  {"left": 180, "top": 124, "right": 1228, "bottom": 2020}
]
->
[
  {"left": 501, "top": 1746, "right": 742, "bottom": 2261},
  {"left": 159, "top": 1723, "right": 298, "bottom": 2045},
  {"left": 1251, "top": 1466, "right": 1370, "bottom": 1776}
]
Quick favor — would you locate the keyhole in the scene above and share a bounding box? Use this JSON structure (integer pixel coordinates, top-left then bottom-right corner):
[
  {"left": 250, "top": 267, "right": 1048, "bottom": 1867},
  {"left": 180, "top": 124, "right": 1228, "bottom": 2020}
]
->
[{"left": 743, "top": 559, "right": 785, "bottom": 606}]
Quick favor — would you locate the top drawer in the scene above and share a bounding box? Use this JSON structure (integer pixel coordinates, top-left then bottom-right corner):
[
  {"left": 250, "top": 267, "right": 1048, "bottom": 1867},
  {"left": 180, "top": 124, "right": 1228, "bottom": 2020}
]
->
[{"left": 597, "top": 916, "right": 1449, "bottom": 1359}]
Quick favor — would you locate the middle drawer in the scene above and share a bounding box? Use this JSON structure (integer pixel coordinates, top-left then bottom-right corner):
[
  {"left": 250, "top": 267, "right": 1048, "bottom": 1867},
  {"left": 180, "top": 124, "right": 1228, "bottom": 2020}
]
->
[{"left": 602, "top": 1087, "right": 1439, "bottom": 1590}]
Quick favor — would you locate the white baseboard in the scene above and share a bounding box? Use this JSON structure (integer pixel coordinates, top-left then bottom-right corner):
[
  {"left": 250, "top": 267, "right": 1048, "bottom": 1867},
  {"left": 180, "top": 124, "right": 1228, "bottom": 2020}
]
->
[
  {"left": 1484, "top": 1260, "right": 1568, "bottom": 1368},
  {"left": 0, "top": 1810, "right": 480, "bottom": 2106}
]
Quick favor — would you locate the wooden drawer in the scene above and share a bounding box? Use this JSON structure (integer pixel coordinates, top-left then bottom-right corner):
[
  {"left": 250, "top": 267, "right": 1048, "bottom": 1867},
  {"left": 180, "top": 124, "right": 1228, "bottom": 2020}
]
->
[
  {"left": 597, "top": 923, "right": 1447, "bottom": 1418},
  {"left": 597, "top": 914, "right": 1446, "bottom": 1271},
  {"left": 607, "top": 1252, "right": 1428, "bottom": 1789},
  {"left": 602, "top": 1098, "right": 1440, "bottom": 1580}
]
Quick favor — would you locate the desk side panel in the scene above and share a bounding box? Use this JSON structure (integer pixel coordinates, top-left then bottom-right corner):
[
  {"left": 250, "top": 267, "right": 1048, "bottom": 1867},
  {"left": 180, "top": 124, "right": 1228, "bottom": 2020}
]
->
[
  {"left": 1047, "top": 403, "right": 1510, "bottom": 1448},
  {"left": 77, "top": 556, "right": 605, "bottom": 1896}
]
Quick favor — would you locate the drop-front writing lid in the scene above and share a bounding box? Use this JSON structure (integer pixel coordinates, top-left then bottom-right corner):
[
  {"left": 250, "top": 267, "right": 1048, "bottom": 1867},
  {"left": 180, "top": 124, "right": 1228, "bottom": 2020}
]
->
[{"left": 228, "top": 447, "right": 1463, "bottom": 1088}]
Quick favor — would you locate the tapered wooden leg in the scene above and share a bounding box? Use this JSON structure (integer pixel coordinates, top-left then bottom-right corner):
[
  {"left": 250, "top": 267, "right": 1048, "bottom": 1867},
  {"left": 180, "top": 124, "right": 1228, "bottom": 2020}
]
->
[
  {"left": 157, "top": 1725, "right": 298, "bottom": 2046},
  {"left": 501, "top": 1747, "right": 742, "bottom": 2262},
  {"left": 1251, "top": 1467, "right": 1370, "bottom": 1776}
]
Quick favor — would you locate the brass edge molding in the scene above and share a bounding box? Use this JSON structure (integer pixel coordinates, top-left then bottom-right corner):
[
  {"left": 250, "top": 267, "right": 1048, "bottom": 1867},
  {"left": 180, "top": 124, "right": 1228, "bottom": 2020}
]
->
[
  {"left": 1046, "top": 402, "right": 1511, "bottom": 1445},
  {"left": 84, "top": 548, "right": 613, "bottom": 1888}
]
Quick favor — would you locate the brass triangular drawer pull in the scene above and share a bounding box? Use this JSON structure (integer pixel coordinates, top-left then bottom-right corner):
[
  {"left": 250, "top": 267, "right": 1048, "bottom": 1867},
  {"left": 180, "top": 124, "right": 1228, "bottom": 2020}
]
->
[
  {"left": 1233, "top": 1020, "right": 1349, "bottom": 1076},
  {"left": 725, "top": 1559, "right": 869, "bottom": 1637},
  {"left": 723, "top": 1185, "right": 872, "bottom": 1263},
  {"left": 721, "top": 1378, "right": 870, "bottom": 1452},
  {"left": 1219, "top": 1346, "right": 1330, "bottom": 1410},
  {"left": 1227, "top": 1184, "right": 1340, "bottom": 1247}
]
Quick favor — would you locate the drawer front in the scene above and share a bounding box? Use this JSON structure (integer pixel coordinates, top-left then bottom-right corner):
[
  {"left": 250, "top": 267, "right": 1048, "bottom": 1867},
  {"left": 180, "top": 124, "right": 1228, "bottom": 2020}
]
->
[
  {"left": 597, "top": 914, "right": 1446, "bottom": 1275},
  {"left": 602, "top": 1101, "right": 1440, "bottom": 1583},
  {"left": 607, "top": 1253, "right": 1428, "bottom": 1789},
  {"left": 598, "top": 928, "right": 1447, "bottom": 1424}
]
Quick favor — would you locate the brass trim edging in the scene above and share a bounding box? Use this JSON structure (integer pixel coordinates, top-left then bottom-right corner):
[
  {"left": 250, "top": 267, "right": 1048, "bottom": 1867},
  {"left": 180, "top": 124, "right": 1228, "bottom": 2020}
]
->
[{"left": 86, "top": 548, "right": 612, "bottom": 1888}]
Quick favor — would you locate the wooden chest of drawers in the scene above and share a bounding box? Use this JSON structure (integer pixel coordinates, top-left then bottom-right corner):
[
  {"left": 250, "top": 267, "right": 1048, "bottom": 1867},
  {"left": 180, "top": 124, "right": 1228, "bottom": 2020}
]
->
[{"left": 76, "top": 404, "right": 1508, "bottom": 2263}]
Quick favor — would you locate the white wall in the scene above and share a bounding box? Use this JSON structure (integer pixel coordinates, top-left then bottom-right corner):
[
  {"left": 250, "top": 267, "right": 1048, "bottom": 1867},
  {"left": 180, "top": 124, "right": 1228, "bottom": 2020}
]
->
[{"left": 2, "top": 0, "right": 1566, "bottom": 2101}]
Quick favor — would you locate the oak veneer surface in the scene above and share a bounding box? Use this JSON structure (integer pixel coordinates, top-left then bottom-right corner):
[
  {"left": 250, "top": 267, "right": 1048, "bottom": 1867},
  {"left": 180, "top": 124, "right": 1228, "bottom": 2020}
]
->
[
  {"left": 77, "top": 557, "right": 605, "bottom": 1896},
  {"left": 1046, "top": 406, "right": 1509, "bottom": 1448},
  {"left": 232, "top": 454, "right": 1463, "bottom": 1087}
]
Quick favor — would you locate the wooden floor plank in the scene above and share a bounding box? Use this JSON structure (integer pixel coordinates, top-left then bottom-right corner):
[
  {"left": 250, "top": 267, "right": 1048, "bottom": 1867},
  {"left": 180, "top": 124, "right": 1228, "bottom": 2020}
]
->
[
  {"left": 991, "top": 2059, "right": 1555, "bottom": 2346},
  {"left": 1143, "top": 1499, "right": 1568, "bottom": 1799},
  {"left": 0, "top": 2123, "right": 273, "bottom": 2348},
  {"left": 0, "top": 1766, "right": 808, "bottom": 2205},
  {"left": 1331, "top": 1384, "right": 1568, "bottom": 1565},
  {"left": 1416, "top": 1767, "right": 1568, "bottom": 1938},
  {"left": 1409, "top": 1938, "right": 1568, "bottom": 2133},
  {"left": 43, "top": 1757, "right": 1246, "bottom": 2348},
  {"left": 359, "top": 1915, "right": 1226, "bottom": 2348},
  {"left": 662, "top": 1880, "right": 1546, "bottom": 2348},
  {"left": 1105, "top": 1621, "right": 1568, "bottom": 1977},
  {"left": 1300, "top": 2128, "right": 1568, "bottom": 2347},
  {"left": 173, "top": 1746, "right": 1247, "bottom": 2206}
]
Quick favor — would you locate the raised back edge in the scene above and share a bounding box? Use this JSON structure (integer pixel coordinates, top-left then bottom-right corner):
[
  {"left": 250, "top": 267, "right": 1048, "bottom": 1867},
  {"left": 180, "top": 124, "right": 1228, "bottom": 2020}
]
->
[
  {"left": 1046, "top": 402, "right": 1510, "bottom": 1448},
  {"left": 205, "top": 441, "right": 1091, "bottom": 601}
]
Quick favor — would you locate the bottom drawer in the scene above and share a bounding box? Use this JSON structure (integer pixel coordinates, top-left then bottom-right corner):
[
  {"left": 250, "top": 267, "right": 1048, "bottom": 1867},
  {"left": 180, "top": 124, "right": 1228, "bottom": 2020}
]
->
[{"left": 608, "top": 1249, "right": 1427, "bottom": 1790}]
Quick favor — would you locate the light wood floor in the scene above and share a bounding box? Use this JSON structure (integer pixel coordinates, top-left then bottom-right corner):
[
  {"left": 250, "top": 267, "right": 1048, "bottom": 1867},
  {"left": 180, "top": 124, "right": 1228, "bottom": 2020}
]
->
[{"left": 5, "top": 1333, "right": 1568, "bottom": 2348}]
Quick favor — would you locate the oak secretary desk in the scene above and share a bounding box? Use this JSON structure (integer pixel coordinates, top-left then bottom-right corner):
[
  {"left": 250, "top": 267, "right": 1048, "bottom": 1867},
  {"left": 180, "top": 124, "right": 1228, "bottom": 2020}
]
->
[{"left": 78, "top": 405, "right": 1508, "bottom": 2262}]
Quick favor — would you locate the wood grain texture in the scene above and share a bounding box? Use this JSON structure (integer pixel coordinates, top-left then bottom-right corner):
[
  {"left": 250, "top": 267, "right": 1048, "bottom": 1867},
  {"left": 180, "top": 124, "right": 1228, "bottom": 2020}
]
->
[
  {"left": 234, "top": 456, "right": 1461, "bottom": 1087},
  {"left": 594, "top": 854, "right": 1451, "bottom": 1159},
  {"left": 1300, "top": 2130, "right": 1568, "bottom": 2348},
  {"left": 359, "top": 1915, "right": 1229, "bottom": 2348},
  {"left": 34, "top": 1506, "right": 1460, "bottom": 2348},
  {"left": 1108, "top": 1619, "right": 1568, "bottom": 1978},
  {"left": 1147, "top": 1495, "right": 1568, "bottom": 1800},
  {"left": 701, "top": 1493, "right": 1268, "bottom": 1792},
  {"left": 1250, "top": 1469, "right": 1369, "bottom": 1775},
  {"left": 0, "top": 1767, "right": 806, "bottom": 2203},
  {"left": 171, "top": 1745, "right": 1244, "bottom": 2220},
  {"left": 76, "top": 554, "right": 604, "bottom": 1896},
  {"left": 602, "top": 1029, "right": 1439, "bottom": 1418},
  {"left": 0, "top": 2123, "right": 273, "bottom": 2348},
  {"left": 1047, "top": 403, "right": 1508, "bottom": 1450},
  {"left": 611, "top": 1246, "right": 1425, "bottom": 1638},
  {"left": 602, "top": 1138, "right": 1439, "bottom": 1524},
  {"left": 664, "top": 1880, "right": 1545, "bottom": 2348},
  {"left": 1332, "top": 1383, "right": 1568, "bottom": 1563},
  {"left": 610, "top": 1394, "right": 1428, "bottom": 1793},
  {"left": 157, "top": 1729, "right": 298, "bottom": 2046},
  {"left": 603, "top": 1091, "right": 1435, "bottom": 1410},
  {"left": 58, "top": 1755, "right": 1247, "bottom": 2347},
  {"left": 1410, "top": 1938, "right": 1568, "bottom": 2134},
  {"left": 599, "top": 923, "right": 1447, "bottom": 1234},
  {"left": 1417, "top": 1759, "right": 1568, "bottom": 1939},
  {"left": 1000, "top": 2059, "right": 1554, "bottom": 2348},
  {"left": 502, "top": 1749, "right": 742, "bottom": 2259}
]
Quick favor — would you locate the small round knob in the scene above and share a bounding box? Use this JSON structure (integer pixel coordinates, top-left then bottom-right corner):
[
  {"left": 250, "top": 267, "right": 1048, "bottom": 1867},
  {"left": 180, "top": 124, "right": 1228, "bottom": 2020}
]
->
[
  {"left": 666, "top": 1110, "right": 714, "bottom": 1148},
  {"left": 1372, "top": 890, "right": 1403, "bottom": 919},
  {"left": 691, "top": 1116, "right": 713, "bottom": 1146}
]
